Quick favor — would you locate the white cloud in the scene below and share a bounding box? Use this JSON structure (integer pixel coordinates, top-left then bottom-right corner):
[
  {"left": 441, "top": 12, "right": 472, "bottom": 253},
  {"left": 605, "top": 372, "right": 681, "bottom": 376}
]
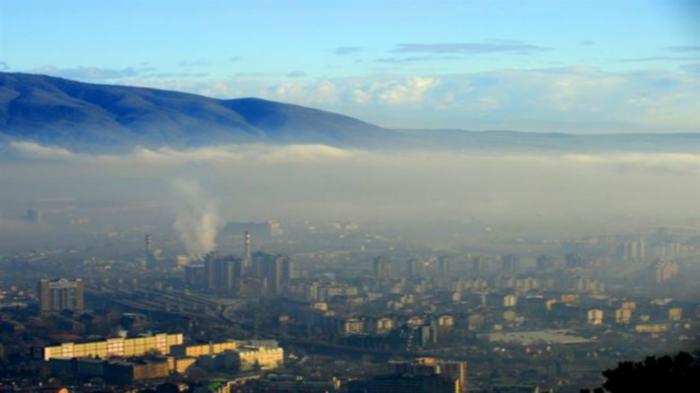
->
[
  {"left": 562, "top": 153, "right": 700, "bottom": 173},
  {"left": 378, "top": 77, "right": 440, "bottom": 104},
  {"left": 351, "top": 88, "right": 372, "bottom": 104},
  {"left": 9, "top": 140, "right": 700, "bottom": 175},
  {"left": 108, "top": 66, "right": 700, "bottom": 132},
  {"left": 261, "top": 144, "right": 354, "bottom": 163},
  {"left": 8, "top": 143, "right": 357, "bottom": 166},
  {"left": 9, "top": 141, "right": 76, "bottom": 160}
]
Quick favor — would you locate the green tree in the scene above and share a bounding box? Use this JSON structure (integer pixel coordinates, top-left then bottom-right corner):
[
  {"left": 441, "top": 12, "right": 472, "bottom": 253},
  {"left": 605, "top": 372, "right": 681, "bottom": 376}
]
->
[{"left": 581, "top": 352, "right": 700, "bottom": 393}]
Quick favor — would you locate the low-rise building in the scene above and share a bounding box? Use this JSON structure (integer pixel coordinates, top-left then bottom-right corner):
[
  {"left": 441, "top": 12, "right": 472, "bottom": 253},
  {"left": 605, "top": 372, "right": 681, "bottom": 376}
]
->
[{"left": 43, "top": 333, "right": 184, "bottom": 361}]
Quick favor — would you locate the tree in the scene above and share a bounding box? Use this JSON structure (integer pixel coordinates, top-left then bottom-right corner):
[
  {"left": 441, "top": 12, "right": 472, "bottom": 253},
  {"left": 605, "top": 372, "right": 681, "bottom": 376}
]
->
[{"left": 581, "top": 352, "right": 700, "bottom": 393}]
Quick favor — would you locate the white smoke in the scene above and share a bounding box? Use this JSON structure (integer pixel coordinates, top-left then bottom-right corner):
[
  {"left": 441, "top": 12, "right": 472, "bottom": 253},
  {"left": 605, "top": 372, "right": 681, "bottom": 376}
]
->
[{"left": 172, "top": 179, "right": 221, "bottom": 259}]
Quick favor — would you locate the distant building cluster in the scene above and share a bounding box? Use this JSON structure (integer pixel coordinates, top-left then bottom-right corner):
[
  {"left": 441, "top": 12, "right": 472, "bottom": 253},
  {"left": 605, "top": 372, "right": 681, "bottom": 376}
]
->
[{"left": 184, "top": 233, "right": 293, "bottom": 297}]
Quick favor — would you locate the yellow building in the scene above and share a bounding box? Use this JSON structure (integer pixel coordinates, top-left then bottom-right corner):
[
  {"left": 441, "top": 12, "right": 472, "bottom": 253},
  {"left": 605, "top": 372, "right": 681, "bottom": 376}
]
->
[
  {"left": 503, "top": 295, "right": 517, "bottom": 308},
  {"left": 343, "top": 318, "right": 364, "bottom": 335},
  {"left": 615, "top": 308, "right": 633, "bottom": 324},
  {"left": 170, "top": 340, "right": 240, "bottom": 357},
  {"left": 621, "top": 301, "right": 636, "bottom": 311},
  {"left": 169, "top": 339, "right": 284, "bottom": 372},
  {"left": 587, "top": 309, "right": 604, "bottom": 325},
  {"left": 560, "top": 294, "right": 578, "bottom": 304},
  {"left": 634, "top": 323, "right": 668, "bottom": 334},
  {"left": 168, "top": 356, "right": 197, "bottom": 374},
  {"left": 43, "top": 333, "right": 184, "bottom": 361},
  {"left": 668, "top": 307, "right": 682, "bottom": 321},
  {"left": 437, "top": 315, "right": 455, "bottom": 327},
  {"left": 236, "top": 345, "right": 284, "bottom": 371},
  {"left": 376, "top": 317, "right": 394, "bottom": 333}
]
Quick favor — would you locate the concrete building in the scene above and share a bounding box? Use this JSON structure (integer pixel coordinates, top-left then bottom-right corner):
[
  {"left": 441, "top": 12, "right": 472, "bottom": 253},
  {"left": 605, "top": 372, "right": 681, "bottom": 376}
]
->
[
  {"left": 668, "top": 307, "right": 682, "bottom": 321},
  {"left": 184, "top": 264, "right": 207, "bottom": 288},
  {"left": 171, "top": 339, "right": 283, "bottom": 372},
  {"left": 348, "top": 374, "right": 459, "bottom": 393},
  {"left": 144, "top": 234, "right": 156, "bottom": 269},
  {"left": 343, "top": 318, "right": 365, "bottom": 335},
  {"left": 618, "top": 239, "right": 647, "bottom": 261},
  {"left": 536, "top": 255, "right": 556, "bottom": 270},
  {"left": 615, "top": 308, "right": 633, "bottom": 324},
  {"left": 502, "top": 254, "right": 520, "bottom": 273},
  {"left": 204, "top": 253, "right": 241, "bottom": 293},
  {"left": 373, "top": 256, "right": 391, "bottom": 279},
  {"left": 236, "top": 344, "right": 284, "bottom": 371},
  {"left": 43, "top": 333, "right": 184, "bottom": 360},
  {"left": 392, "top": 357, "right": 467, "bottom": 393},
  {"left": 437, "top": 255, "right": 451, "bottom": 275},
  {"left": 39, "top": 278, "right": 84, "bottom": 316},
  {"left": 406, "top": 258, "right": 421, "bottom": 277},
  {"left": 503, "top": 294, "right": 518, "bottom": 308},
  {"left": 587, "top": 309, "right": 604, "bottom": 325},
  {"left": 49, "top": 357, "right": 170, "bottom": 384},
  {"left": 171, "top": 340, "right": 239, "bottom": 358},
  {"left": 258, "top": 253, "right": 293, "bottom": 295},
  {"left": 375, "top": 317, "right": 395, "bottom": 334},
  {"left": 653, "top": 259, "right": 679, "bottom": 283}
]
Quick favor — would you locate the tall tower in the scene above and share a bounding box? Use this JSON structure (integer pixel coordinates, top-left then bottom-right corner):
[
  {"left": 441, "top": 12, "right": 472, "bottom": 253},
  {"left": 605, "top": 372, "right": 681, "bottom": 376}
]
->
[{"left": 243, "top": 231, "right": 251, "bottom": 275}]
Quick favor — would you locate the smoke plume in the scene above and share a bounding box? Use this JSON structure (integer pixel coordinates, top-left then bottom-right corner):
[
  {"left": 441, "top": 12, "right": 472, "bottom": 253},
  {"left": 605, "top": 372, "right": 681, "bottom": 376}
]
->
[{"left": 172, "top": 179, "right": 221, "bottom": 259}]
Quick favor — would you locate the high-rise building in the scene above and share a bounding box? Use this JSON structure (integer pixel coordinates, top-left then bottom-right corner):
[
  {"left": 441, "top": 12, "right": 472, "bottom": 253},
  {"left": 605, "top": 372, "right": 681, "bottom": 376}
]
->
[
  {"left": 652, "top": 259, "right": 679, "bottom": 283},
  {"left": 204, "top": 253, "right": 241, "bottom": 293},
  {"left": 437, "top": 255, "right": 451, "bottom": 276},
  {"left": 406, "top": 258, "right": 421, "bottom": 277},
  {"left": 565, "top": 253, "right": 584, "bottom": 268},
  {"left": 472, "top": 256, "right": 489, "bottom": 275},
  {"left": 259, "top": 254, "right": 292, "bottom": 295},
  {"left": 144, "top": 234, "right": 156, "bottom": 269},
  {"left": 373, "top": 256, "right": 390, "bottom": 279},
  {"left": 618, "top": 238, "right": 647, "bottom": 261},
  {"left": 39, "top": 278, "right": 85, "bottom": 316},
  {"left": 184, "top": 264, "right": 207, "bottom": 288},
  {"left": 502, "top": 254, "right": 520, "bottom": 273},
  {"left": 536, "top": 255, "right": 556, "bottom": 270}
]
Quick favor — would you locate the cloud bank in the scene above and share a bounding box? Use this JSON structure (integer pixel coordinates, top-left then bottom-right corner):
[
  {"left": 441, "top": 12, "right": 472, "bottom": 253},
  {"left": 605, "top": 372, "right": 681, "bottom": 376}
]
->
[
  {"left": 2, "top": 142, "right": 699, "bottom": 236},
  {"left": 107, "top": 66, "right": 700, "bottom": 133}
]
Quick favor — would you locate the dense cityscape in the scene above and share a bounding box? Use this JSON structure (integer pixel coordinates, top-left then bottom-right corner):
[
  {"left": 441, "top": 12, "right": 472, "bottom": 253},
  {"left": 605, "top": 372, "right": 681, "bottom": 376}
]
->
[{"left": 1, "top": 209, "right": 699, "bottom": 392}]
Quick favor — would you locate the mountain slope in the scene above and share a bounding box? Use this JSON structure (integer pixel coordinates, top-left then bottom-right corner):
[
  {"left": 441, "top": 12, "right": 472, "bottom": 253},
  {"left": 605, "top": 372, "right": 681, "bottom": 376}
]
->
[
  {"left": 0, "top": 72, "right": 392, "bottom": 151},
  {"left": 222, "top": 98, "right": 389, "bottom": 144}
]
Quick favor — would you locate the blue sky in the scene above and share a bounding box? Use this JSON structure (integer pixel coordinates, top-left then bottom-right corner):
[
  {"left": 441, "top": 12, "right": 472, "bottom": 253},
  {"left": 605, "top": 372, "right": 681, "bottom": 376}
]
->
[{"left": 1, "top": 0, "right": 699, "bottom": 133}]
